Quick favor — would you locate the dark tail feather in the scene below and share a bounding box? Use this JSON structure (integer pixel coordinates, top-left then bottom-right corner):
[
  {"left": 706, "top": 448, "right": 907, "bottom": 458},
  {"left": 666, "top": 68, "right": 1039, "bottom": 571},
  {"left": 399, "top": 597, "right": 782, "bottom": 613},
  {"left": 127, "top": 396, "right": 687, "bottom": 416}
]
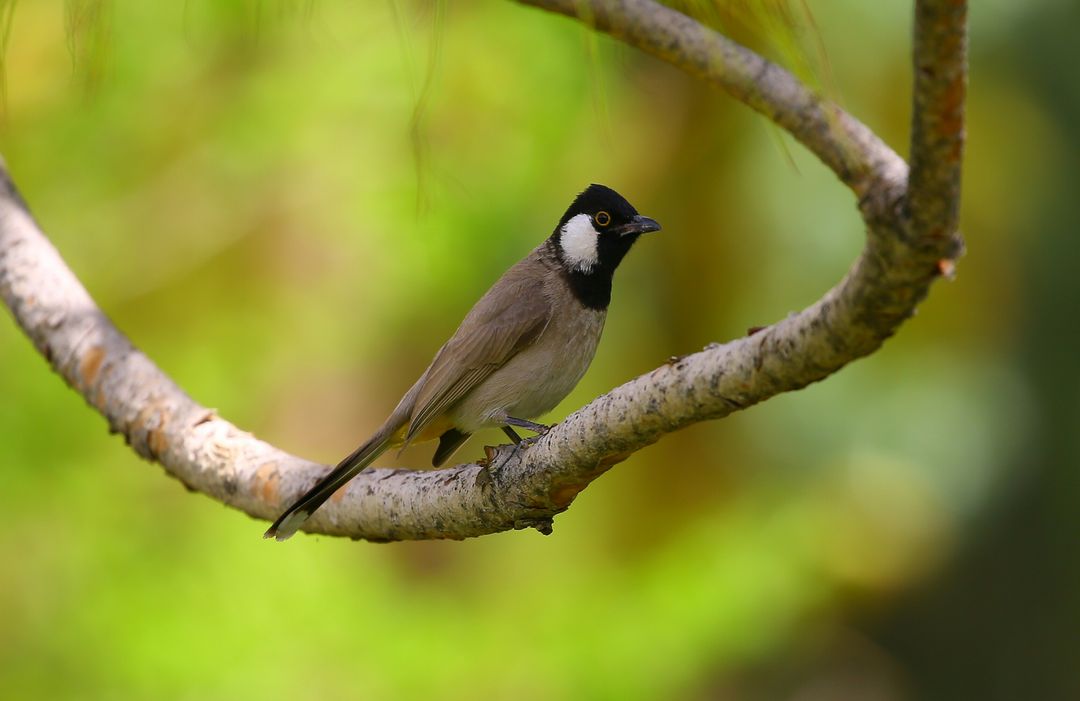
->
[
  {"left": 264, "top": 431, "right": 393, "bottom": 541},
  {"left": 432, "top": 428, "right": 471, "bottom": 467}
]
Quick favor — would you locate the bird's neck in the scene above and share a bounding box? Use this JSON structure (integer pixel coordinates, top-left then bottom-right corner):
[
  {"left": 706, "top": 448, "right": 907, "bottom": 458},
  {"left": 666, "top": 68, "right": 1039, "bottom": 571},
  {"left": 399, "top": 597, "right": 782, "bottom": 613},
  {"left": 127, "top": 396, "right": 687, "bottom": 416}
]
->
[
  {"left": 562, "top": 269, "right": 613, "bottom": 310},
  {"left": 540, "top": 238, "right": 617, "bottom": 310}
]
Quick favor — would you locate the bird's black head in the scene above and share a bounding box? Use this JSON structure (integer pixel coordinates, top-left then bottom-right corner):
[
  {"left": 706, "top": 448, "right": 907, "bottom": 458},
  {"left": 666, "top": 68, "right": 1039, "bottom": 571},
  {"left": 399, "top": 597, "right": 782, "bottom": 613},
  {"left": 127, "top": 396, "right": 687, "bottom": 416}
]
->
[{"left": 550, "top": 184, "right": 661, "bottom": 309}]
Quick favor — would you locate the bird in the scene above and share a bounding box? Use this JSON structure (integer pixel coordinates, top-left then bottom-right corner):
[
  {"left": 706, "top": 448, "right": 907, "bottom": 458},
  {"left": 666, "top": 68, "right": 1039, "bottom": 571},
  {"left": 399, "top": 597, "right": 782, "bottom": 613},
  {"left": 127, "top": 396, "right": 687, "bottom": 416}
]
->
[{"left": 264, "top": 184, "right": 661, "bottom": 540}]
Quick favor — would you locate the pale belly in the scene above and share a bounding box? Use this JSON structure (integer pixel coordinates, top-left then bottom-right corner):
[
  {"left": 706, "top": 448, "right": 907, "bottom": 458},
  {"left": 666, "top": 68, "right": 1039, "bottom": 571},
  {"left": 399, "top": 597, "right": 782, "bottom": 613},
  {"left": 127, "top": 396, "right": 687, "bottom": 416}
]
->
[{"left": 448, "top": 306, "right": 606, "bottom": 433}]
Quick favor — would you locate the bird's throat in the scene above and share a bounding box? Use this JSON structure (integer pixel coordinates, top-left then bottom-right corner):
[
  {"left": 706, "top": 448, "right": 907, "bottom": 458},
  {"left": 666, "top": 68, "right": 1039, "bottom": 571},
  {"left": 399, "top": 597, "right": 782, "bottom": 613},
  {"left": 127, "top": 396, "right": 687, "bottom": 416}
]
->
[{"left": 563, "top": 267, "right": 614, "bottom": 310}]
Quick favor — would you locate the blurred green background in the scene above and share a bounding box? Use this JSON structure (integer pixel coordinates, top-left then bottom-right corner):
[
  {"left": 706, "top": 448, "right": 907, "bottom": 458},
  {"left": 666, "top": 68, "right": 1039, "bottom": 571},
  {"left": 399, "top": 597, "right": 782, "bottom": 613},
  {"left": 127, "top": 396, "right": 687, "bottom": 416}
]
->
[{"left": 0, "top": 1, "right": 1074, "bottom": 699}]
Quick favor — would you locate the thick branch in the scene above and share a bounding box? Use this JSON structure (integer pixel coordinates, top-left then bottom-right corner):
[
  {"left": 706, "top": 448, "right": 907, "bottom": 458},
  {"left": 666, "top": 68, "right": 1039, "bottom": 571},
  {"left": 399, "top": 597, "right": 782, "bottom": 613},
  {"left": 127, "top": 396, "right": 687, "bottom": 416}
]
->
[{"left": 0, "top": 1, "right": 966, "bottom": 541}]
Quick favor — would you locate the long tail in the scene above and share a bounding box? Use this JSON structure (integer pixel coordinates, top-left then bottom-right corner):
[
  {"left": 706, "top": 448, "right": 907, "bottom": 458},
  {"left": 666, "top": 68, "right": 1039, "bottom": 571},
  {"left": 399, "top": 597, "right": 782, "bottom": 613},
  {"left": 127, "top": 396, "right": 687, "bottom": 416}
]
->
[{"left": 264, "top": 428, "right": 396, "bottom": 541}]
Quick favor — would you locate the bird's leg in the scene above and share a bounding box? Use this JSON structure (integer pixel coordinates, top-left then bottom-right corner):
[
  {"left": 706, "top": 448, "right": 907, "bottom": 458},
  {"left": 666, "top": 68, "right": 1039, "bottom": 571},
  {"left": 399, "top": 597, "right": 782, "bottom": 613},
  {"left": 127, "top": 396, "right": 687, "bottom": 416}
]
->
[
  {"left": 505, "top": 417, "right": 550, "bottom": 434},
  {"left": 502, "top": 426, "right": 523, "bottom": 444},
  {"left": 504, "top": 417, "right": 550, "bottom": 446}
]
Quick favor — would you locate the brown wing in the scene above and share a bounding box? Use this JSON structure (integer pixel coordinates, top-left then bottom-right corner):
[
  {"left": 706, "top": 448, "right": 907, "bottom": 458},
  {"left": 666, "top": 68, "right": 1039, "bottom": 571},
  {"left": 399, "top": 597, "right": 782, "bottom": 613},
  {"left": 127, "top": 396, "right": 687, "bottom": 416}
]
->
[{"left": 404, "top": 256, "right": 553, "bottom": 444}]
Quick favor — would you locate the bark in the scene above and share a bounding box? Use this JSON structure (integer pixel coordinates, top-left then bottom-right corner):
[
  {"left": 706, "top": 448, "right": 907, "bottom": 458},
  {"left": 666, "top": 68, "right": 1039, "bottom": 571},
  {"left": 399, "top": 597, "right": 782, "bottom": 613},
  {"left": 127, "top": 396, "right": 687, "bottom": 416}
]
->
[{"left": 0, "top": 0, "right": 966, "bottom": 541}]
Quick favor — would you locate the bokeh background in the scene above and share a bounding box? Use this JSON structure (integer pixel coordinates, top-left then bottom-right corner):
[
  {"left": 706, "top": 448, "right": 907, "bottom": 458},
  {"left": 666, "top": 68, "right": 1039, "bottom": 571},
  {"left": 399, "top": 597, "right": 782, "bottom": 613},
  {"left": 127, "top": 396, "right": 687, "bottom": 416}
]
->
[{"left": 0, "top": 1, "right": 1074, "bottom": 699}]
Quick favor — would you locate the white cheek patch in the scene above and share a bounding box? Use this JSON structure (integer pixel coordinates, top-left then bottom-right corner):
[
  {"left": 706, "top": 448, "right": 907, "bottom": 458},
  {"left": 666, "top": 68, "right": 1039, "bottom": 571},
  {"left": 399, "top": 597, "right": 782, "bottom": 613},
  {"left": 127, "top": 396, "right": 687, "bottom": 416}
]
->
[{"left": 559, "top": 213, "right": 600, "bottom": 272}]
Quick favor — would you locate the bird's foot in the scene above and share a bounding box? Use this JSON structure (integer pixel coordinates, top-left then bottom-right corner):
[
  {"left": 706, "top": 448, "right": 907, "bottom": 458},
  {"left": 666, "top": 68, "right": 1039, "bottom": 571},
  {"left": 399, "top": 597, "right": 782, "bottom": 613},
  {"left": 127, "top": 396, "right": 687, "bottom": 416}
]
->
[
  {"left": 505, "top": 417, "right": 550, "bottom": 434},
  {"left": 502, "top": 418, "right": 550, "bottom": 449},
  {"left": 516, "top": 434, "right": 544, "bottom": 449}
]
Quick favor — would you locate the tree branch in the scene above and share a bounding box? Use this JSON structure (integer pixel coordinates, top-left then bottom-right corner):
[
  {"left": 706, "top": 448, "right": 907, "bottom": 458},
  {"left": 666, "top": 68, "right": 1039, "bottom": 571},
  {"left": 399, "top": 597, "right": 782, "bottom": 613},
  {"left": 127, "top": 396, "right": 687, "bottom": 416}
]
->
[
  {"left": 0, "top": 0, "right": 966, "bottom": 541},
  {"left": 908, "top": 0, "right": 967, "bottom": 243},
  {"left": 514, "top": 0, "right": 907, "bottom": 201}
]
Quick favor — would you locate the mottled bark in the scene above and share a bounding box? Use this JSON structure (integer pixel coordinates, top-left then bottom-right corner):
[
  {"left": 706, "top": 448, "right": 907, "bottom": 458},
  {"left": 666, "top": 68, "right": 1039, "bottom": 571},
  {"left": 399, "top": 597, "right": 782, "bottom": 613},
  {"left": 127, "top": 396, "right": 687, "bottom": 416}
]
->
[
  {"left": 908, "top": 0, "right": 967, "bottom": 244},
  {"left": 0, "top": 0, "right": 966, "bottom": 541}
]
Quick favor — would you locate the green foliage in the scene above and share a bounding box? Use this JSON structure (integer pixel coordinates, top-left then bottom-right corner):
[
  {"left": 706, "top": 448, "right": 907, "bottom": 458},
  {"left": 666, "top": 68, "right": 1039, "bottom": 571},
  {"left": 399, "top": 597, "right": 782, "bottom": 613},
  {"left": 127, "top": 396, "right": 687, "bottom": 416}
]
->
[
  {"left": 0, "top": 0, "right": 16, "bottom": 116},
  {"left": 665, "top": 0, "right": 829, "bottom": 88},
  {"left": 64, "top": 0, "right": 112, "bottom": 94}
]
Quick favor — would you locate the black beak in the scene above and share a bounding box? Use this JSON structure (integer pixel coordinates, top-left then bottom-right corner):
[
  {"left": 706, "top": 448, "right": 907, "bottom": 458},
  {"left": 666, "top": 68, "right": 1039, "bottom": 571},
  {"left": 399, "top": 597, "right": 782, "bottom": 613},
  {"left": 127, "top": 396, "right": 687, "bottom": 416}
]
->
[{"left": 616, "top": 214, "right": 662, "bottom": 238}]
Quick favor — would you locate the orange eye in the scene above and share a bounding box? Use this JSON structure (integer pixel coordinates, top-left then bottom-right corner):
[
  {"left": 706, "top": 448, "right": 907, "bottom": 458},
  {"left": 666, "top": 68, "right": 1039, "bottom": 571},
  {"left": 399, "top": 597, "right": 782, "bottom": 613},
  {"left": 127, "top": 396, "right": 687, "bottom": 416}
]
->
[{"left": 595, "top": 211, "right": 611, "bottom": 227}]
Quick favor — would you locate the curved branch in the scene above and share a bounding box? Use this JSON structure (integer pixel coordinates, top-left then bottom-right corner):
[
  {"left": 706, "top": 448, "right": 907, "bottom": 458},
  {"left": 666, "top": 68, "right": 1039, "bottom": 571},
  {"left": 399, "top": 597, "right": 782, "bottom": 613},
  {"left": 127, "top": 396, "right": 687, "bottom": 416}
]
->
[
  {"left": 515, "top": 0, "right": 907, "bottom": 201},
  {"left": 0, "top": 0, "right": 966, "bottom": 541}
]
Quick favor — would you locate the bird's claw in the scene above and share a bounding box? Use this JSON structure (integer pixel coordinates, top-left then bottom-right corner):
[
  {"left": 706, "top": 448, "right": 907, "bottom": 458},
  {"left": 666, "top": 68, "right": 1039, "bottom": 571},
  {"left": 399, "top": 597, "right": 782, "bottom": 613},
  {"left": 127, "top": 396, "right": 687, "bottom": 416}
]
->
[{"left": 518, "top": 434, "right": 543, "bottom": 448}]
